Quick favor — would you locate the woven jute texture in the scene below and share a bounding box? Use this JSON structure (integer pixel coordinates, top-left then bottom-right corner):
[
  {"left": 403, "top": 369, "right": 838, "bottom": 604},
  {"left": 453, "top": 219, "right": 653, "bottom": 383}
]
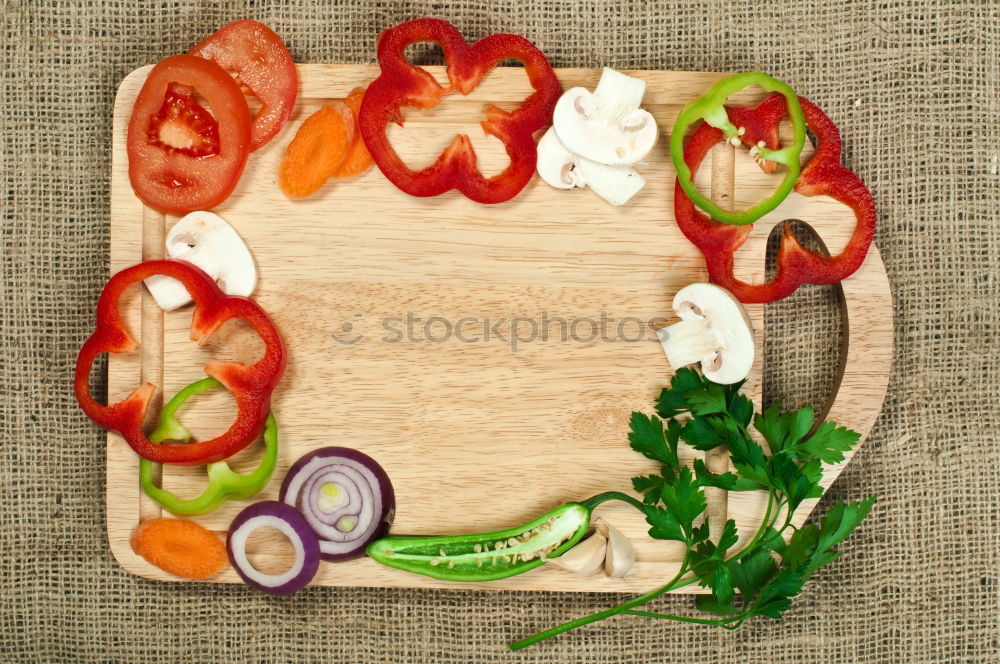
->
[{"left": 2, "top": 1, "right": 998, "bottom": 662}]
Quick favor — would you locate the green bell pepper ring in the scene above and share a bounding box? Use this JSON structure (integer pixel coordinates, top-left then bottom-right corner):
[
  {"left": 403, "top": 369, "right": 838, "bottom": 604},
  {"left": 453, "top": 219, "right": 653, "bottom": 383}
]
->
[
  {"left": 139, "top": 377, "right": 278, "bottom": 516},
  {"left": 367, "top": 492, "right": 643, "bottom": 582},
  {"left": 670, "top": 72, "right": 806, "bottom": 226}
]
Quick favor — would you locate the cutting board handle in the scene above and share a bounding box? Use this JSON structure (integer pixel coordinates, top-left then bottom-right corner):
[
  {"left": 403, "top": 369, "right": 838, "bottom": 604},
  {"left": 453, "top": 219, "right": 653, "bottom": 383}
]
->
[{"left": 790, "top": 242, "right": 893, "bottom": 526}]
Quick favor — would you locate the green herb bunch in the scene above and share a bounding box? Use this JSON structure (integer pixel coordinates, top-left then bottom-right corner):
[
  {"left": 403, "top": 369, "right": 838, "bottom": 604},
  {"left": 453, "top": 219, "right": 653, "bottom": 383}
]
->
[{"left": 511, "top": 368, "right": 876, "bottom": 650}]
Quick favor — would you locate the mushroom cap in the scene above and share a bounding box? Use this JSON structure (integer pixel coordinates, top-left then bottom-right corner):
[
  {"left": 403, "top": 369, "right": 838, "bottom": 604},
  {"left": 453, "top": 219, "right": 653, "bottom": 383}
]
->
[
  {"left": 552, "top": 86, "right": 658, "bottom": 166},
  {"left": 535, "top": 127, "right": 584, "bottom": 190},
  {"left": 575, "top": 157, "right": 646, "bottom": 206},
  {"left": 144, "top": 211, "right": 257, "bottom": 311},
  {"left": 672, "top": 283, "right": 755, "bottom": 385},
  {"left": 166, "top": 211, "right": 257, "bottom": 297}
]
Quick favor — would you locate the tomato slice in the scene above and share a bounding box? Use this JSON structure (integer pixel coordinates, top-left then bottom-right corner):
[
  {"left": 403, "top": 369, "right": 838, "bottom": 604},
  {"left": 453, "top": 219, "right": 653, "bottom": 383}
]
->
[
  {"left": 189, "top": 20, "right": 298, "bottom": 151},
  {"left": 126, "top": 54, "right": 251, "bottom": 215}
]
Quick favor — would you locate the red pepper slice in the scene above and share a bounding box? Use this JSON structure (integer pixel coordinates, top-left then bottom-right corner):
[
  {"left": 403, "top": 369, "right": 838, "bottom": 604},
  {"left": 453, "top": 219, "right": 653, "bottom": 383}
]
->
[
  {"left": 75, "top": 260, "right": 285, "bottom": 465},
  {"left": 674, "top": 95, "right": 875, "bottom": 304},
  {"left": 359, "top": 18, "right": 560, "bottom": 204}
]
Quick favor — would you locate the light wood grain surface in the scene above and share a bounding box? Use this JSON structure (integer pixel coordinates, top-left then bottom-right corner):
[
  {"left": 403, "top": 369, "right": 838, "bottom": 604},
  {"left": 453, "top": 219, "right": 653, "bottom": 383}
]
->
[{"left": 106, "top": 64, "right": 891, "bottom": 592}]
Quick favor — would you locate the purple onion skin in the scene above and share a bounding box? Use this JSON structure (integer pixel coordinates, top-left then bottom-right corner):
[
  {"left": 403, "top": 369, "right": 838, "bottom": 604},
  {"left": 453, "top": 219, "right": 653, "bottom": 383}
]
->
[
  {"left": 226, "top": 500, "right": 320, "bottom": 595},
  {"left": 279, "top": 447, "right": 395, "bottom": 561}
]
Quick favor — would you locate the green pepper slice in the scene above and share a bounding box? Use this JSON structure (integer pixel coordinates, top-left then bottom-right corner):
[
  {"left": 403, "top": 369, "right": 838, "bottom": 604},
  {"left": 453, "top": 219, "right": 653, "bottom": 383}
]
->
[
  {"left": 670, "top": 72, "right": 806, "bottom": 226},
  {"left": 139, "top": 377, "right": 278, "bottom": 516},
  {"left": 367, "top": 503, "right": 592, "bottom": 582}
]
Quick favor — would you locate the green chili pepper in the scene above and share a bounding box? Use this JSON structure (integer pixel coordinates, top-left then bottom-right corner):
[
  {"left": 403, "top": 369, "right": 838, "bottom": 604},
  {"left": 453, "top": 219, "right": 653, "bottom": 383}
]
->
[
  {"left": 367, "top": 492, "right": 641, "bottom": 582},
  {"left": 139, "top": 377, "right": 278, "bottom": 516},
  {"left": 670, "top": 72, "right": 806, "bottom": 226}
]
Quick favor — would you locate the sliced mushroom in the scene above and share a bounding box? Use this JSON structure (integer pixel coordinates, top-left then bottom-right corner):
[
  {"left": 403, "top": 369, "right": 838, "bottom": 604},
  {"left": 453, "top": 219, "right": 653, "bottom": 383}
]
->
[
  {"left": 144, "top": 211, "right": 257, "bottom": 311},
  {"left": 536, "top": 127, "right": 646, "bottom": 206},
  {"left": 547, "top": 530, "right": 607, "bottom": 574},
  {"left": 552, "top": 68, "right": 658, "bottom": 166},
  {"left": 535, "top": 127, "right": 585, "bottom": 190},
  {"left": 596, "top": 519, "right": 635, "bottom": 578},
  {"left": 656, "top": 283, "right": 755, "bottom": 385},
  {"left": 575, "top": 157, "right": 646, "bottom": 207}
]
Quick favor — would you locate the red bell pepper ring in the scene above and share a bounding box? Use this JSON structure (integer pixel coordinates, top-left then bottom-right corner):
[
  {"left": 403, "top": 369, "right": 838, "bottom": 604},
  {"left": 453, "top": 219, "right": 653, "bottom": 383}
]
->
[
  {"left": 359, "top": 18, "right": 560, "bottom": 204},
  {"left": 674, "top": 95, "right": 876, "bottom": 304},
  {"left": 75, "top": 260, "right": 285, "bottom": 465}
]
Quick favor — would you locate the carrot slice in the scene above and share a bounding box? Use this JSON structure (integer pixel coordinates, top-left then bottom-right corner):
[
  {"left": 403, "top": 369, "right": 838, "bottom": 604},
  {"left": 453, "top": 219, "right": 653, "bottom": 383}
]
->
[
  {"left": 278, "top": 100, "right": 354, "bottom": 198},
  {"left": 131, "top": 517, "right": 227, "bottom": 580},
  {"left": 333, "top": 87, "right": 374, "bottom": 179}
]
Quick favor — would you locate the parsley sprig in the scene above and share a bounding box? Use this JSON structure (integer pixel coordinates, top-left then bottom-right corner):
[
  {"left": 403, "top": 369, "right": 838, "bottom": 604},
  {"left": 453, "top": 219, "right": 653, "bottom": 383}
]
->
[{"left": 510, "top": 368, "right": 876, "bottom": 650}]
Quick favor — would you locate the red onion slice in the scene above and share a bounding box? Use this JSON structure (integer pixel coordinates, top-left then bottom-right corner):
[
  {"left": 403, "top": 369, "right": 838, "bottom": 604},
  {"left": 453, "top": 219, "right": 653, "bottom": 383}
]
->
[
  {"left": 226, "top": 500, "right": 320, "bottom": 595},
  {"left": 279, "top": 447, "right": 395, "bottom": 561}
]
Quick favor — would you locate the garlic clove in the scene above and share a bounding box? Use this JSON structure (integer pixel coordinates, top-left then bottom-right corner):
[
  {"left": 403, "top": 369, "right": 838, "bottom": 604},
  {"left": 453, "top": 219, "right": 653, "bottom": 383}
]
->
[
  {"left": 547, "top": 531, "right": 607, "bottom": 575},
  {"left": 599, "top": 519, "right": 635, "bottom": 578}
]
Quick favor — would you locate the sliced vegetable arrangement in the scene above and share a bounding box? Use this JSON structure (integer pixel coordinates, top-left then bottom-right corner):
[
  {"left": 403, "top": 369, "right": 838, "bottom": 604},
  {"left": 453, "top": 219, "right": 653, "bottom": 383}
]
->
[
  {"left": 656, "top": 282, "right": 756, "bottom": 384},
  {"left": 131, "top": 518, "right": 228, "bottom": 580},
  {"left": 333, "top": 87, "right": 375, "bottom": 179},
  {"left": 144, "top": 211, "right": 257, "bottom": 311},
  {"left": 670, "top": 72, "right": 806, "bottom": 226},
  {"left": 127, "top": 54, "right": 252, "bottom": 215},
  {"left": 674, "top": 92, "right": 876, "bottom": 303},
  {"left": 369, "top": 502, "right": 593, "bottom": 582},
  {"left": 227, "top": 501, "right": 321, "bottom": 594},
  {"left": 508, "top": 368, "right": 875, "bottom": 649},
  {"left": 187, "top": 20, "right": 298, "bottom": 152},
  {"left": 140, "top": 377, "right": 278, "bottom": 516},
  {"left": 75, "top": 260, "right": 285, "bottom": 465},
  {"left": 278, "top": 101, "right": 357, "bottom": 198},
  {"left": 88, "top": 19, "right": 882, "bottom": 650},
  {"left": 126, "top": 20, "right": 296, "bottom": 214}
]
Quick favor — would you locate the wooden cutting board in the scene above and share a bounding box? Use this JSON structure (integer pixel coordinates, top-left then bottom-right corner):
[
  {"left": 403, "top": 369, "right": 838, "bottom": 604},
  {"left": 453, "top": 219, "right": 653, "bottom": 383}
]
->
[{"left": 106, "top": 64, "right": 891, "bottom": 592}]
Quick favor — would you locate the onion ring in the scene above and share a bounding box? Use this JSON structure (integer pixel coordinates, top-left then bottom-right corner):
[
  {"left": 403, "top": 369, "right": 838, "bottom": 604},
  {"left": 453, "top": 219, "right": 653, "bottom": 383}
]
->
[
  {"left": 226, "top": 500, "right": 320, "bottom": 594},
  {"left": 279, "top": 447, "right": 395, "bottom": 561}
]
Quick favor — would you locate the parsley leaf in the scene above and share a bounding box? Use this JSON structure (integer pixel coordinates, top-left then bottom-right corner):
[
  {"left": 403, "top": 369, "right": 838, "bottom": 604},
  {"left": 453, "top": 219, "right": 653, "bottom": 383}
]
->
[
  {"left": 655, "top": 367, "right": 706, "bottom": 418},
  {"left": 753, "top": 402, "right": 790, "bottom": 453},
  {"left": 631, "top": 473, "right": 666, "bottom": 505},
  {"left": 727, "top": 392, "right": 754, "bottom": 428},
  {"left": 659, "top": 466, "right": 707, "bottom": 541},
  {"left": 628, "top": 413, "right": 679, "bottom": 469},
  {"left": 792, "top": 420, "right": 862, "bottom": 465},
  {"left": 683, "top": 383, "right": 727, "bottom": 416},
  {"left": 644, "top": 505, "right": 685, "bottom": 542},
  {"left": 815, "top": 496, "right": 877, "bottom": 558},
  {"left": 681, "top": 414, "right": 729, "bottom": 451},
  {"left": 693, "top": 458, "right": 765, "bottom": 492}
]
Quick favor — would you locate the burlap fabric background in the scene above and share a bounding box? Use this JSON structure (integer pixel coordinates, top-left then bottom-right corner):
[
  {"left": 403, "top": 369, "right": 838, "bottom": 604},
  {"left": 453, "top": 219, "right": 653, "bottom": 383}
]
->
[{"left": 2, "top": 1, "right": 997, "bottom": 662}]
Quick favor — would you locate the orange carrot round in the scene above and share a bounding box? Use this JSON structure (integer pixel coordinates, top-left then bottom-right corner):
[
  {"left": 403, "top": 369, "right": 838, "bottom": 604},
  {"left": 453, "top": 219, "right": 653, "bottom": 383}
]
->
[
  {"left": 333, "top": 87, "right": 374, "bottom": 179},
  {"left": 278, "top": 100, "right": 354, "bottom": 198},
  {"left": 131, "top": 517, "right": 227, "bottom": 580}
]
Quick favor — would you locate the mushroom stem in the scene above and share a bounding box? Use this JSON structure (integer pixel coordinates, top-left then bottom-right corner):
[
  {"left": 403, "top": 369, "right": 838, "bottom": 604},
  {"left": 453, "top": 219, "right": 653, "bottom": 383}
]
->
[
  {"left": 591, "top": 68, "right": 646, "bottom": 127},
  {"left": 657, "top": 318, "right": 718, "bottom": 370}
]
